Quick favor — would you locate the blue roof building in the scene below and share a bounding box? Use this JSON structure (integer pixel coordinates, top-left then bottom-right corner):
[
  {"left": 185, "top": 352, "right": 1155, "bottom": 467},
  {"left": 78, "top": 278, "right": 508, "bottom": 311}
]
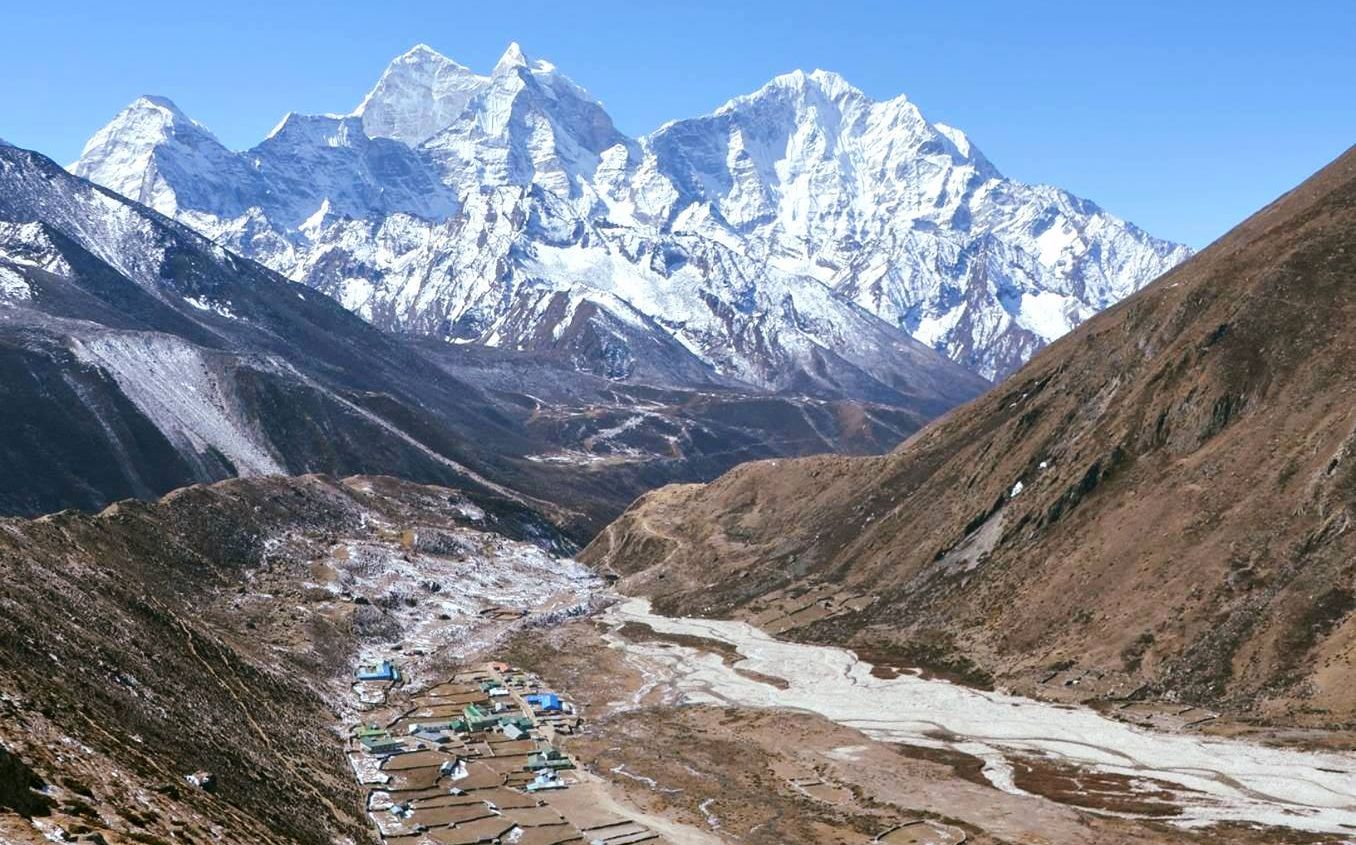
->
[
  {"left": 524, "top": 692, "right": 562, "bottom": 712},
  {"left": 355, "top": 660, "right": 399, "bottom": 682}
]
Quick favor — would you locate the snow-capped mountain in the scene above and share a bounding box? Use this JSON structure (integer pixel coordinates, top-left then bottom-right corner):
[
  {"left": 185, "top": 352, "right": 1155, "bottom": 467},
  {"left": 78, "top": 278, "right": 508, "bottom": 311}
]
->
[
  {"left": 73, "top": 94, "right": 458, "bottom": 233},
  {"left": 4, "top": 142, "right": 941, "bottom": 528},
  {"left": 74, "top": 43, "right": 1189, "bottom": 383},
  {"left": 610, "top": 69, "right": 1192, "bottom": 375},
  {"left": 420, "top": 42, "right": 631, "bottom": 197}
]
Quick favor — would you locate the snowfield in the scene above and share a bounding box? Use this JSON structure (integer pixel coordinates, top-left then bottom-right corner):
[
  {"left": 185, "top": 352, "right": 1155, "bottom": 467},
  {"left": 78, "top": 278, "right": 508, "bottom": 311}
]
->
[
  {"left": 332, "top": 532, "right": 598, "bottom": 675},
  {"left": 0, "top": 264, "right": 32, "bottom": 301}
]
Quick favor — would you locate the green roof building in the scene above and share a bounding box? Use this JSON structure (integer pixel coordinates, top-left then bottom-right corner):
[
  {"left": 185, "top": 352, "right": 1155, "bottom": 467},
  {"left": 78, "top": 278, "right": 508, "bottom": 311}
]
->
[
  {"left": 463, "top": 704, "right": 496, "bottom": 730},
  {"left": 359, "top": 735, "right": 406, "bottom": 755},
  {"left": 526, "top": 749, "right": 573, "bottom": 771}
]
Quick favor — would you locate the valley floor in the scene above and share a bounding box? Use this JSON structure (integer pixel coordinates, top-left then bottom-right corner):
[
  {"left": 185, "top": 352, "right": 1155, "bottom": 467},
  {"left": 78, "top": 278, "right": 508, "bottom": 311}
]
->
[
  {"left": 2, "top": 478, "right": 1353, "bottom": 845},
  {"left": 554, "top": 600, "right": 1356, "bottom": 844},
  {"left": 495, "top": 609, "right": 1356, "bottom": 845}
]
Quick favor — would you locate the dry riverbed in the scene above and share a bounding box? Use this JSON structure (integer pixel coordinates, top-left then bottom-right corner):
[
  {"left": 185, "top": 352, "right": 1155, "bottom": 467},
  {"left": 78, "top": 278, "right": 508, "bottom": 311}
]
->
[{"left": 493, "top": 599, "right": 1356, "bottom": 845}]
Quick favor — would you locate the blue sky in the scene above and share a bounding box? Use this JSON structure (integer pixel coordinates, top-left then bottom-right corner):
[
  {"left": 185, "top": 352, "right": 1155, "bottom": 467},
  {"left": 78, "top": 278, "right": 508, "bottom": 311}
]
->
[{"left": 2, "top": 0, "right": 1352, "bottom": 248}]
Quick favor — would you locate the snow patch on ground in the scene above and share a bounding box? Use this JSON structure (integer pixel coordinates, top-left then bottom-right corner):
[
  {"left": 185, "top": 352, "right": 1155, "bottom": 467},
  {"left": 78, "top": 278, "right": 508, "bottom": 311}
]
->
[
  {"left": 698, "top": 797, "right": 721, "bottom": 830},
  {"left": 321, "top": 530, "right": 599, "bottom": 692},
  {"left": 0, "top": 265, "right": 31, "bottom": 301},
  {"left": 1014, "top": 290, "right": 1080, "bottom": 340},
  {"left": 182, "top": 295, "right": 239, "bottom": 319},
  {"left": 0, "top": 222, "right": 76, "bottom": 278}
]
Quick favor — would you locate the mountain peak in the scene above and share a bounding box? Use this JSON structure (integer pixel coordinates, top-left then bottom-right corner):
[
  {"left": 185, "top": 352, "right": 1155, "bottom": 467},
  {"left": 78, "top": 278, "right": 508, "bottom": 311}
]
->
[
  {"left": 420, "top": 41, "right": 624, "bottom": 193},
  {"left": 354, "top": 44, "right": 488, "bottom": 146},
  {"left": 806, "top": 68, "right": 861, "bottom": 98},
  {"left": 494, "top": 41, "right": 529, "bottom": 74},
  {"left": 71, "top": 95, "right": 253, "bottom": 217},
  {"left": 378, "top": 43, "right": 474, "bottom": 77},
  {"left": 93, "top": 94, "right": 205, "bottom": 137},
  {"left": 933, "top": 122, "right": 975, "bottom": 159},
  {"left": 265, "top": 110, "right": 300, "bottom": 139},
  {"left": 74, "top": 94, "right": 219, "bottom": 173},
  {"left": 130, "top": 93, "right": 187, "bottom": 114},
  {"left": 262, "top": 110, "right": 362, "bottom": 147},
  {"left": 717, "top": 67, "right": 868, "bottom": 116},
  {"left": 396, "top": 43, "right": 456, "bottom": 65}
]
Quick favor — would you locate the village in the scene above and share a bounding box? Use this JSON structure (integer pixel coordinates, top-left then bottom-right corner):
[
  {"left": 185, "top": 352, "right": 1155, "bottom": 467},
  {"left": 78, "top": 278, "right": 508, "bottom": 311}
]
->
[
  {"left": 317, "top": 517, "right": 970, "bottom": 845},
  {"left": 346, "top": 657, "right": 670, "bottom": 845}
]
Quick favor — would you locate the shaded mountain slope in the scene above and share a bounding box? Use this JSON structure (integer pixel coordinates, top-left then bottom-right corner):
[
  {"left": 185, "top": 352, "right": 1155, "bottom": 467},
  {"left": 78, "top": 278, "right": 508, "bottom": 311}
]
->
[
  {"left": 0, "top": 144, "right": 954, "bottom": 536},
  {"left": 584, "top": 146, "right": 1356, "bottom": 724},
  {"left": 0, "top": 144, "right": 547, "bottom": 515}
]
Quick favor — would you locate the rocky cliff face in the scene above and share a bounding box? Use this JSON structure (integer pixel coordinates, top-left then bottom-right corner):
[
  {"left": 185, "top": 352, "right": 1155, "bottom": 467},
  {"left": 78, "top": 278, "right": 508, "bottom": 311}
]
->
[
  {"left": 73, "top": 44, "right": 1187, "bottom": 386},
  {"left": 584, "top": 146, "right": 1356, "bottom": 725}
]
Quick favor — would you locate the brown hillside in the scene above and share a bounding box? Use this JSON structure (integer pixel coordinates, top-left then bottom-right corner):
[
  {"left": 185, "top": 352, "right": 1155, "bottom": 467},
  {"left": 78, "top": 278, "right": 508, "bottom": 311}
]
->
[
  {"left": 584, "top": 146, "right": 1356, "bottom": 726},
  {"left": 0, "top": 474, "right": 563, "bottom": 844}
]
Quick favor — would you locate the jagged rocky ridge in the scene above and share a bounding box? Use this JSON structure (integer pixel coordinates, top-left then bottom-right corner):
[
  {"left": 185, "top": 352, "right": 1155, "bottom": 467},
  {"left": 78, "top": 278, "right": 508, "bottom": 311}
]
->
[
  {"left": 73, "top": 43, "right": 1189, "bottom": 383},
  {"left": 0, "top": 144, "right": 937, "bottom": 530}
]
